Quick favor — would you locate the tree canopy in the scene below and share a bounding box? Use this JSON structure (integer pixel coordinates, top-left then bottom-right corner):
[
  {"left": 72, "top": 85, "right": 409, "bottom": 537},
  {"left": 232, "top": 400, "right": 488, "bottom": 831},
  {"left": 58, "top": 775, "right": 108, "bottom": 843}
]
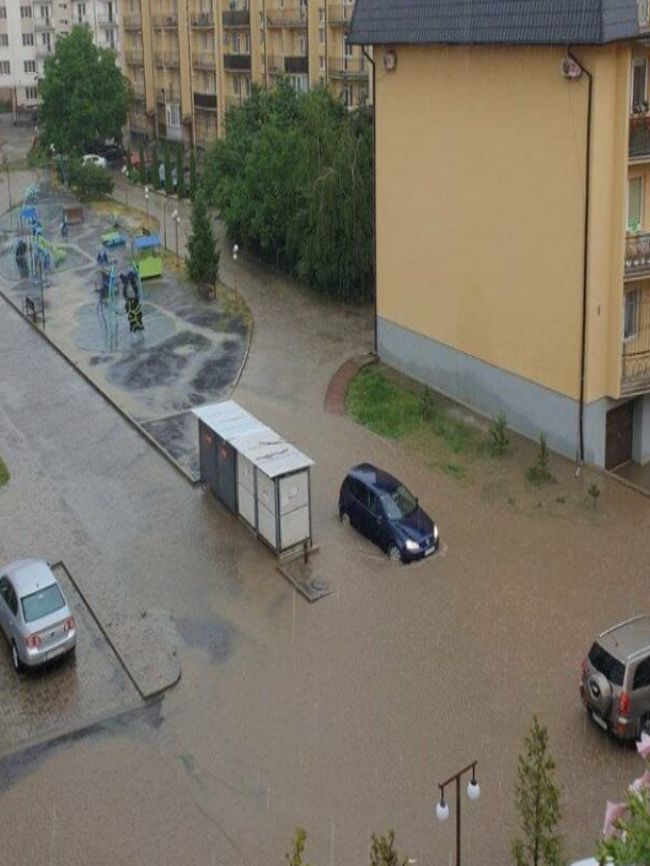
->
[
  {"left": 203, "top": 81, "right": 373, "bottom": 304},
  {"left": 38, "top": 26, "right": 130, "bottom": 155}
]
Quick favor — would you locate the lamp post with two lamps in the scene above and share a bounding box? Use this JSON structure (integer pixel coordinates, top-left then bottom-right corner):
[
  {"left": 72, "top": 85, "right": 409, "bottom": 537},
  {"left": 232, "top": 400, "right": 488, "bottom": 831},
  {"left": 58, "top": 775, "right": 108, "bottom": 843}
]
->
[
  {"left": 436, "top": 760, "right": 480, "bottom": 866},
  {"left": 171, "top": 209, "right": 181, "bottom": 265}
]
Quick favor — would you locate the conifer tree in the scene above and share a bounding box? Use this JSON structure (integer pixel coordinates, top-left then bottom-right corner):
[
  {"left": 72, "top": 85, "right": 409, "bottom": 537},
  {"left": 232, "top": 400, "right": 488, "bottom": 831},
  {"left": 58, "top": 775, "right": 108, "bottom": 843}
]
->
[
  {"left": 186, "top": 189, "right": 219, "bottom": 286},
  {"left": 189, "top": 147, "right": 198, "bottom": 200}
]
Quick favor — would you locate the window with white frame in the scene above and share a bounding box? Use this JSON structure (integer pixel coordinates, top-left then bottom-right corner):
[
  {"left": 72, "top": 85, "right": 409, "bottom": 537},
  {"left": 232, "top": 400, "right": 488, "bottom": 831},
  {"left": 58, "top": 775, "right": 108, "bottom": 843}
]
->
[
  {"left": 22, "top": 33, "right": 34, "bottom": 46},
  {"left": 24, "top": 60, "right": 36, "bottom": 72},
  {"left": 318, "top": 27, "right": 324, "bottom": 44},
  {"left": 25, "top": 86, "right": 38, "bottom": 100},
  {"left": 20, "top": 5, "right": 32, "bottom": 17},
  {"left": 625, "top": 289, "right": 640, "bottom": 340},
  {"left": 629, "top": 176, "right": 644, "bottom": 231},
  {"left": 0, "top": 34, "right": 8, "bottom": 47},
  {"left": 0, "top": 60, "right": 9, "bottom": 74},
  {"left": 633, "top": 58, "right": 648, "bottom": 111},
  {"left": 0, "top": 7, "right": 6, "bottom": 18},
  {"left": 299, "top": 34, "right": 306, "bottom": 55}
]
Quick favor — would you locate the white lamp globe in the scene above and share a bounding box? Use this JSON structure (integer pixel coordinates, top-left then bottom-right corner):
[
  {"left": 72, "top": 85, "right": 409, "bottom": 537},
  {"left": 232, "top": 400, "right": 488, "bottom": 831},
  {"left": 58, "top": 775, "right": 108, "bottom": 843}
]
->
[
  {"left": 467, "top": 779, "right": 480, "bottom": 801},
  {"left": 436, "top": 799, "right": 450, "bottom": 822}
]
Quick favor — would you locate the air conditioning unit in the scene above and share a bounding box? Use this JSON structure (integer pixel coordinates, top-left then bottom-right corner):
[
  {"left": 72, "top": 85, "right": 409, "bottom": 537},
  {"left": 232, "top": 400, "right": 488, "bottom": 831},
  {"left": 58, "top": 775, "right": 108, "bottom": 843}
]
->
[{"left": 561, "top": 56, "right": 582, "bottom": 79}]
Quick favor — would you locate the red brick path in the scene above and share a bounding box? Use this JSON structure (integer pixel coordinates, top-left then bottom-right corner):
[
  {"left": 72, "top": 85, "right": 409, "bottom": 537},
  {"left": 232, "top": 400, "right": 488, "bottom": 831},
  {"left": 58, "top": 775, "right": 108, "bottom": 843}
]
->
[{"left": 324, "top": 353, "right": 376, "bottom": 415}]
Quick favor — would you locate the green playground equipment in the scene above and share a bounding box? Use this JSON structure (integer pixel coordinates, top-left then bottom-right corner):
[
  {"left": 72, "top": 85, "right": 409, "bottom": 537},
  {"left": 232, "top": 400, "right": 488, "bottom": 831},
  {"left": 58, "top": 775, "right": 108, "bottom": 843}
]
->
[
  {"left": 35, "top": 232, "right": 66, "bottom": 266},
  {"left": 131, "top": 234, "right": 163, "bottom": 279}
]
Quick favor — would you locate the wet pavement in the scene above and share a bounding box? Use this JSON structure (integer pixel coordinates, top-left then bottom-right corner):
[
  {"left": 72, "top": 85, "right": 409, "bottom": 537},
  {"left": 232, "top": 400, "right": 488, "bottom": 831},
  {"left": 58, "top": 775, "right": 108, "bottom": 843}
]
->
[
  {"left": 0, "top": 563, "right": 140, "bottom": 759},
  {"left": 0, "top": 182, "right": 248, "bottom": 478},
  {"left": 0, "top": 146, "right": 649, "bottom": 864}
]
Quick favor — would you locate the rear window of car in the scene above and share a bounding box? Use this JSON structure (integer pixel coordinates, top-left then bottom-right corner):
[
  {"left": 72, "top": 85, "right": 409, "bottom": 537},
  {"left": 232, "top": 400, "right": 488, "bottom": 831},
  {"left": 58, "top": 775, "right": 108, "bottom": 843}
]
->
[
  {"left": 588, "top": 642, "right": 625, "bottom": 686},
  {"left": 21, "top": 583, "right": 65, "bottom": 623}
]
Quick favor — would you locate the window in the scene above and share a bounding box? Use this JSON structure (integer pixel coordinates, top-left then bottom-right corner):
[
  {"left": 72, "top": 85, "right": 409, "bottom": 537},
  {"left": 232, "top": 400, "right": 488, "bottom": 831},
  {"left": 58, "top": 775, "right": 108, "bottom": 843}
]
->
[
  {"left": 21, "top": 584, "right": 65, "bottom": 623},
  {"left": 633, "top": 58, "right": 648, "bottom": 111},
  {"left": 0, "top": 34, "right": 8, "bottom": 47},
  {"left": 629, "top": 176, "right": 643, "bottom": 231},
  {"left": 40, "top": 5, "right": 49, "bottom": 19},
  {"left": 25, "top": 87, "right": 38, "bottom": 100},
  {"left": 588, "top": 643, "right": 625, "bottom": 686},
  {"left": 22, "top": 33, "right": 34, "bottom": 46},
  {"left": 299, "top": 35, "right": 306, "bottom": 55},
  {"left": 243, "top": 76, "right": 250, "bottom": 97},
  {"left": 633, "top": 657, "right": 650, "bottom": 690},
  {"left": 344, "top": 40, "right": 353, "bottom": 57},
  {"left": 0, "top": 7, "right": 6, "bottom": 18},
  {"left": 318, "top": 27, "right": 324, "bottom": 44},
  {"left": 24, "top": 60, "right": 36, "bottom": 73},
  {"left": 625, "top": 289, "right": 640, "bottom": 340},
  {"left": 20, "top": 5, "right": 32, "bottom": 16},
  {"left": 0, "top": 60, "right": 10, "bottom": 74},
  {"left": 166, "top": 101, "right": 180, "bottom": 126}
]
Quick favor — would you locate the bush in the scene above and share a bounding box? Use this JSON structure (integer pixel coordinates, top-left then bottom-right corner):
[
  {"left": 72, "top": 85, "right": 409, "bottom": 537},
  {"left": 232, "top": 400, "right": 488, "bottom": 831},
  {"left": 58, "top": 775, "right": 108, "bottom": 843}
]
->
[
  {"left": 68, "top": 161, "right": 114, "bottom": 201},
  {"left": 487, "top": 412, "right": 510, "bottom": 456},
  {"left": 186, "top": 189, "right": 219, "bottom": 286},
  {"left": 527, "top": 434, "right": 554, "bottom": 486}
]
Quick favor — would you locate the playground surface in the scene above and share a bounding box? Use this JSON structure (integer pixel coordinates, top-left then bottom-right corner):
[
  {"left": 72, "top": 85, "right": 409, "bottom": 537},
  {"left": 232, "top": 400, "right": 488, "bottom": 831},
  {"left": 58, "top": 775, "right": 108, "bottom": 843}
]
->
[{"left": 0, "top": 182, "right": 249, "bottom": 478}]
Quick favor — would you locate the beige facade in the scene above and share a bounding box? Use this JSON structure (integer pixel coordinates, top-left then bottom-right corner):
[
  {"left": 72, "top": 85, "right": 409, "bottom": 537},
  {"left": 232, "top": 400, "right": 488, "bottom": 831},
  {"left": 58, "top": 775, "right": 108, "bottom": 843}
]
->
[
  {"left": 369, "top": 40, "right": 650, "bottom": 468},
  {"left": 120, "top": 0, "right": 372, "bottom": 151}
]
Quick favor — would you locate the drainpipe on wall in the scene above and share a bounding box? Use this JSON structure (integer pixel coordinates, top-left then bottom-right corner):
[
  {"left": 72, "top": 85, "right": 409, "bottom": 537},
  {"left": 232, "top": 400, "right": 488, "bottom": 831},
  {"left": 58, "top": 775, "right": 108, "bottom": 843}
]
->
[
  {"left": 362, "top": 45, "right": 377, "bottom": 355},
  {"left": 568, "top": 48, "right": 593, "bottom": 466}
]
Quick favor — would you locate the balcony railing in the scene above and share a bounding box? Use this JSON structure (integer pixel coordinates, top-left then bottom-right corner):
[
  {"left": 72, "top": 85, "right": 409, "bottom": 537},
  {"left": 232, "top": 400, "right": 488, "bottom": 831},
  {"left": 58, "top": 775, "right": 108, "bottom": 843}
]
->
[
  {"left": 191, "top": 11, "right": 214, "bottom": 27},
  {"left": 154, "top": 50, "right": 179, "bottom": 66},
  {"left": 222, "top": 9, "right": 250, "bottom": 27},
  {"left": 193, "top": 51, "right": 216, "bottom": 69},
  {"left": 125, "top": 48, "right": 144, "bottom": 65},
  {"left": 152, "top": 12, "right": 178, "bottom": 28},
  {"left": 97, "top": 16, "right": 119, "bottom": 27},
  {"left": 193, "top": 90, "right": 217, "bottom": 110},
  {"left": 328, "top": 56, "right": 367, "bottom": 79},
  {"left": 33, "top": 18, "right": 54, "bottom": 30},
  {"left": 266, "top": 6, "right": 307, "bottom": 27},
  {"left": 129, "top": 113, "right": 149, "bottom": 132},
  {"left": 327, "top": 3, "right": 353, "bottom": 26},
  {"left": 223, "top": 53, "right": 251, "bottom": 71},
  {"left": 35, "top": 44, "right": 53, "bottom": 57},
  {"left": 131, "top": 81, "right": 146, "bottom": 98},
  {"left": 625, "top": 231, "right": 650, "bottom": 278},
  {"left": 639, "top": 0, "right": 650, "bottom": 29},
  {"left": 122, "top": 14, "right": 141, "bottom": 29},
  {"left": 630, "top": 114, "right": 650, "bottom": 160},
  {"left": 621, "top": 284, "right": 650, "bottom": 393},
  {"left": 284, "top": 55, "right": 308, "bottom": 74},
  {"left": 225, "top": 93, "right": 246, "bottom": 109}
]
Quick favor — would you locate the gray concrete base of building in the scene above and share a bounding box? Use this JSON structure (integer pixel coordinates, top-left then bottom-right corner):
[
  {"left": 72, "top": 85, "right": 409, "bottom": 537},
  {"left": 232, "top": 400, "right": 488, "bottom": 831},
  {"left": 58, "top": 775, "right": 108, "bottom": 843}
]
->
[{"left": 377, "top": 317, "right": 650, "bottom": 470}]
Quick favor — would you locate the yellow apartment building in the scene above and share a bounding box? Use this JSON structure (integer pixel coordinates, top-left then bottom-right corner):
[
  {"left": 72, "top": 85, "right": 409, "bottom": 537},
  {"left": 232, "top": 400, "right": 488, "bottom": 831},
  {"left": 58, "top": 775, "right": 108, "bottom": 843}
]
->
[
  {"left": 349, "top": 0, "right": 650, "bottom": 470},
  {"left": 120, "top": 0, "right": 372, "bottom": 151}
]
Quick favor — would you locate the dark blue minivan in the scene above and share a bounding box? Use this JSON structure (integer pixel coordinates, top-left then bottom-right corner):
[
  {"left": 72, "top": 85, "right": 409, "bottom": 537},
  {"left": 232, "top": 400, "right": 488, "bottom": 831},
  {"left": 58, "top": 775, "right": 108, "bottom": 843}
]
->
[{"left": 338, "top": 463, "right": 439, "bottom": 563}]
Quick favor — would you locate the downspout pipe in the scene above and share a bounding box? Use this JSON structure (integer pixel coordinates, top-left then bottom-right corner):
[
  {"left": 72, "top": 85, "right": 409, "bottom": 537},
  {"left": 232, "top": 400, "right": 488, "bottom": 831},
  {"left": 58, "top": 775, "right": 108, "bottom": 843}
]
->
[
  {"left": 362, "top": 46, "right": 377, "bottom": 355},
  {"left": 568, "top": 48, "right": 592, "bottom": 465}
]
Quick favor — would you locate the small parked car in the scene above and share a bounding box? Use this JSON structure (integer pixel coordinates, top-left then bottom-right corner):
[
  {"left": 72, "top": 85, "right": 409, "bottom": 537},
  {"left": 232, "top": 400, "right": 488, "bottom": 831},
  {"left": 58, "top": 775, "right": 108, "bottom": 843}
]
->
[
  {"left": 580, "top": 615, "right": 650, "bottom": 740},
  {"left": 82, "top": 153, "right": 108, "bottom": 169},
  {"left": 0, "top": 559, "right": 76, "bottom": 672},
  {"left": 338, "top": 463, "right": 439, "bottom": 563}
]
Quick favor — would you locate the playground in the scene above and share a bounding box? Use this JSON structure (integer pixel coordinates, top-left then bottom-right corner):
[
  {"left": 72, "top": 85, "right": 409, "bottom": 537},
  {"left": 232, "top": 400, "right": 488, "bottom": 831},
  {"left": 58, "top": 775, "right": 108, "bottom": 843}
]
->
[{"left": 0, "top": 181, "right": 249, "bottom": 477}]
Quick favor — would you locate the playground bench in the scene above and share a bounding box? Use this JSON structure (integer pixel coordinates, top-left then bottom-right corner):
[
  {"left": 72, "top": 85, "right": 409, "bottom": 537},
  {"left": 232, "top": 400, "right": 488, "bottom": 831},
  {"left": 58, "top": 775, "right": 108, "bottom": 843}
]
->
[{"left": 24, "top": 294, "right": 44, "bottom": 324}]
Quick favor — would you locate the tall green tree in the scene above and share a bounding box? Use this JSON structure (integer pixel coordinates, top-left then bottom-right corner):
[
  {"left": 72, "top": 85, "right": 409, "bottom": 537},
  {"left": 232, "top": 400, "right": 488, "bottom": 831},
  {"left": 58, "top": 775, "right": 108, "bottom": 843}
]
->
[
  {"left": 176, "top": 147, "right": 185, "bottom": 198},
  {"left": 512, "top": 717, "right": 565, "bottom": 866},
  {"left": 164, "top": 141, "right": 173, "bottom": 195},
  {"left": 39, "top": 26, "right": 130, "bottom": 155},
  {"left": 369, "top": 831, "right": 409, "bottom": 866},
  {"left": 189, "top": 147, "right": 198, "bottom": 200},
  {"left": 186, "top": 189, "right": 219, "bottom": 286}
]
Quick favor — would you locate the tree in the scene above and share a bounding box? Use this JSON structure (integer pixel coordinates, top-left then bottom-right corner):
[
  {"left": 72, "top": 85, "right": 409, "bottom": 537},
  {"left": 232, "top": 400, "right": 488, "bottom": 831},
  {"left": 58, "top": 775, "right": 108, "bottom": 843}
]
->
[
  {"left": 67, "top": 161, "right": 114, "bottom": 201},
  {"left": 38, "top": 26, "right": 130, "bottom": 155},
  {"left": 186, "top": 189, "right": 219, "bottom": 286},
  {"left": 369, "top": 831, "right": 409, "bottom": 866},
  {"left": 176, "top": 147, "right": 186, "bottom": 199},
  {"left": 189, "top": 147, "right": 198, "bottom": 200},
  {"left": 512, "top": 717, "right": 565, "bottom": 866},
  {"left": 164, "top": 141, "right": 173, "bottom": 195}
]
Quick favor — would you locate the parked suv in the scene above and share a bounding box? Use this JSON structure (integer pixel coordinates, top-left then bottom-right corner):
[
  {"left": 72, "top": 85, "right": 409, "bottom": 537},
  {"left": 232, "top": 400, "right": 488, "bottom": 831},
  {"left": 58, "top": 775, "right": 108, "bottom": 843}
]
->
[
  {"left": 338, "top": 463, "right": 439, "bottom": 563},
  {"left": 581, "top": 615, "right": 650, "bottom": 740}
]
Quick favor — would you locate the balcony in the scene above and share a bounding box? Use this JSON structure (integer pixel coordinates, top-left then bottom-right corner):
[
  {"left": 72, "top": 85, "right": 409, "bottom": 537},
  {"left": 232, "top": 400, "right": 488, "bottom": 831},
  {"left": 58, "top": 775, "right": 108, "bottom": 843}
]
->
[
  {"left": 328, "top": 56, "right": 367, "bottom": 79},
  {"left": 154, "top": 50, "right": 179, "bottom": 67},
  {"left": 625, "top": 231, "right": 650, "bottom": 279},
  {"left": 327, "top": 4, "right": 353, "bottom": 27},
  {"left": 223, "top": 53, "right": 251, "bottom": 71},
  {"left": 195, "top": 123, "right": 217, "bottom": 148},
  {"left": 193, "top": 51, "right": 216, "bottom": 69},
  {"left": 193, "top": 90, "right": 217, "bottom": 110},
  {"left": 156, "top": 88, "right": 179, "bottom": 103},
  {"left": 284, "top": 55, "right": 308, "bottom": 74},
  {"left": 122, "top": 14, "right": 141, "bottom": 29},
  {"left": 131, "top": 81, "right": 146, "bottom": 99},
  {"left": 35, "top": 44, "right": 53, "bottom": 57},
  {"left": 222, "top": 9, "right": 250, "bottom": 27},
  {"left": 125, "top": 48, "right": 144, "bottom": 65},
  {"left": 152, "top": 12, "right": 178, "bottom": 28},
  {"left": 630, "top": 113, "right": 650, "bottom": 161},
  {"left": 33, "top": 18, "right": 54, "bottom": 30},
  {"left": 129, "top": 113, "right": 149, "bottom": 133},
  {"left": 622, "top": 284, "right": 650, "bottom": 394},
  {"left": 266, "top": 5, "right": 307, "bottom": 27},
  {"left": 191, "top": 11, "right": 214, "bottom": 27},
  {"left": 225, "top": 93, "right": 246, "bottom": 110},
  {"left": 97, "top": 16, "right": 119, "bottom": 27}
]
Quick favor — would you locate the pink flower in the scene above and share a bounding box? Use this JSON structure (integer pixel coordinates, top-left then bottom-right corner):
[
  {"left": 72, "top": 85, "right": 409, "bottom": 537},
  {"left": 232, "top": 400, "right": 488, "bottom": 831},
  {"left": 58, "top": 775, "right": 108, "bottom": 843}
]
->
[
  {"left": 630, "top": 770, "right": 650, "bottom": 794},
  {"left": 636, "top": 731, "right": 650, "bottom": 759},
  {"left": 602, "top": 800, "right": 627, "bottom": 839}
]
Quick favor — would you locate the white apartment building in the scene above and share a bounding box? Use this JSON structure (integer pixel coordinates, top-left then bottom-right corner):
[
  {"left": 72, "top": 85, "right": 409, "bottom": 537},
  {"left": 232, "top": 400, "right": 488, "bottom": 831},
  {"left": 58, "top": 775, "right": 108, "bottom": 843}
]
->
[{"left": 0, "top": 0, "right": 120, "bottom": 113}]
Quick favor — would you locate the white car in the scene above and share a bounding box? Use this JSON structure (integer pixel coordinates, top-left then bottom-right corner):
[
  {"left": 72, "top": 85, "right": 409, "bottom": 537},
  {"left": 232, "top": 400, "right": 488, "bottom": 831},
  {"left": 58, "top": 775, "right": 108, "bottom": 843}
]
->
[{"left": 82, "top": 153, "right": 107, "bottom": 169}]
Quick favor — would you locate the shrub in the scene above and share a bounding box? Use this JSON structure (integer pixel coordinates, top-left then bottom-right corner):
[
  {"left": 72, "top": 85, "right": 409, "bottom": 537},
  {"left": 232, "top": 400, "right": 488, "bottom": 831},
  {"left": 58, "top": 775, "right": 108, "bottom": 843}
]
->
[
  {"left": 488, "top": 412, "right": 510, "bottom": 456},
  {"left": 420, "top": 386, "right": 436, "bottom": 421},
  {"left": 527, "top": 434, "right": 554, "bottom": 485},
  {"left": 68, "top": 161, "right": 114, "bottom": 201}
]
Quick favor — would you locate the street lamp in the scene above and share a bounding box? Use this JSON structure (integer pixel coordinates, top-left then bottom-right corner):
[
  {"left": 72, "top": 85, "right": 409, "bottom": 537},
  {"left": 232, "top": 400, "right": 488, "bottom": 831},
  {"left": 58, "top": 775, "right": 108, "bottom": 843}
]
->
[
  {"left": 121, "top": 164, "right": 129, "bottom": 208},
  {"left": 4, "top": 154, "right": 11, "bottom": 211},
  {"left": 436, "top": 760, "right": 480, "bottom": 866},
  {"left": 171, "top": 209, "right": 180, "bottom": 265},
  {"left": 232, "top": 242, "right": 239, "bottom": 306},
  {"left": 144, "top": 185, "right": 149, "bottom": 230}
]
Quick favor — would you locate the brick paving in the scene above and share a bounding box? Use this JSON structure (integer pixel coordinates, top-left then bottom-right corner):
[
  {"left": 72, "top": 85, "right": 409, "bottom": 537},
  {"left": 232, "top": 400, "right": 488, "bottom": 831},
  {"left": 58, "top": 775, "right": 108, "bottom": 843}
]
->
[{"left": 324, "top": 354, "right": 376, "bottom": 415}]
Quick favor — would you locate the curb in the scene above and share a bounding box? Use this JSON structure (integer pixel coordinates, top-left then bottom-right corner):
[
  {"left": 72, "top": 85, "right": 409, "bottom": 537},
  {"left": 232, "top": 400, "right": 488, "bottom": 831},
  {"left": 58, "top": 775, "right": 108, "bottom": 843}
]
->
[{"left": 324, "top": 352, "right": 377, "bottom": 415}]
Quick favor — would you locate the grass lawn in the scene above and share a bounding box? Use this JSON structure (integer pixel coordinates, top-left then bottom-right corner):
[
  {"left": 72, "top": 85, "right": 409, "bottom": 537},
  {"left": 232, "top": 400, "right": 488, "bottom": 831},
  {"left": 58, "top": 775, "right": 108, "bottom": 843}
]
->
[
  {"left": 345, "top": 363, "right": 609, "bottom": 519},
  {"left": 0, "top": 456, "right": 9, "bottom": 487}
]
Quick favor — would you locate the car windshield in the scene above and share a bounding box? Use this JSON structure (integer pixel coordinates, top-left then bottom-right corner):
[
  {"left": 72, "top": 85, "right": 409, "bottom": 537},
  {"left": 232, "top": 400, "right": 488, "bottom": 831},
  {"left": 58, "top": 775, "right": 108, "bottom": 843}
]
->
[
  {"left": 21, "top": 583, "right": 66, "bottom": 623},
  {"left": 379, "top": 484, "right": 418, "bottom": 521},
  {"left": 588, "top": 642, "right": 625, "bottom": 687}
]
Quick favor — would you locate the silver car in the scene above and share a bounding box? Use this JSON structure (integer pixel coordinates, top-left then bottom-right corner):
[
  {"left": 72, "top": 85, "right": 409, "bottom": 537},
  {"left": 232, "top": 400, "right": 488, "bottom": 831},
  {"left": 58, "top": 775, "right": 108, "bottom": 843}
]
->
[{"left": 0, "top": 559, "right": 76, "bottom": 672}]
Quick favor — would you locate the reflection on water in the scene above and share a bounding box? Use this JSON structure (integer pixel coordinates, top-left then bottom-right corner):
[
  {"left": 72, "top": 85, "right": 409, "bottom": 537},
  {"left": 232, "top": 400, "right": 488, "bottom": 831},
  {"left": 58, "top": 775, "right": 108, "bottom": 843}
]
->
[{"left": 74, "top": 300, "right": 176, "bottom": 355}]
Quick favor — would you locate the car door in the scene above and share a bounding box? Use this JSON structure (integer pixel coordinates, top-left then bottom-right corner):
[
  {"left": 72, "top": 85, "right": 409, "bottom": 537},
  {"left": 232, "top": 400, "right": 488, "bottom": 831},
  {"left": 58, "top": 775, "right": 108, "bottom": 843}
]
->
[
  {"left": 0, "top": 577, "right": 17, "bottom": 642},
  {"left": 0, "top": 577, "right": 9, "bottom": 635},
  {"left": 632, "top": 656, "right": 650, "bottom": 730},
  {"left": 365, "top": 490, "right": 386, "bottom": 548}
]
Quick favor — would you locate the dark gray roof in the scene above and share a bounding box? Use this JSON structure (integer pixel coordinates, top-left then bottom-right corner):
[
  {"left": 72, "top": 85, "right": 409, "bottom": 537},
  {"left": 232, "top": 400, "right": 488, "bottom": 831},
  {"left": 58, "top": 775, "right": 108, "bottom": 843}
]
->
[{"left": 347, "top": 0, "right": 643, "bottom": 46}]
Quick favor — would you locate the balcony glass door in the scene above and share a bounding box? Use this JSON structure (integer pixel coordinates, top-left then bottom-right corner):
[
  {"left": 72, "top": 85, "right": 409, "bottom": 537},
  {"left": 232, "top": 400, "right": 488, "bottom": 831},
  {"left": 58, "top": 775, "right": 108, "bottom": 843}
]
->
[
  {"left": 633, "top": 58, "right": 648, "bottom": 111},
  {"left": 629, "top": 176, "right": 644, "bottom": 232}
]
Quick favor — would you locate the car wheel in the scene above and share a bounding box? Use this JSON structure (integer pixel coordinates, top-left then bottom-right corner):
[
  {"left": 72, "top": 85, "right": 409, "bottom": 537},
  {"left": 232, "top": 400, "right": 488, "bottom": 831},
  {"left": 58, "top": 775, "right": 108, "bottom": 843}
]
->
[
  {"left": 387, "top": 544, "right": 402, "bottom": 563},
  {"left": 11, "top": 641, "right": 24, "bottom": 673}
]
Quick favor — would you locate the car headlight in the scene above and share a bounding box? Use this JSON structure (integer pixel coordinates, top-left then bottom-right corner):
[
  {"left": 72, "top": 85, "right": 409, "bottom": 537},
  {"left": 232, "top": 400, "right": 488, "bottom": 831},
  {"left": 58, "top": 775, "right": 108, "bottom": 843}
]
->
[
  {"left": 433, "top": 525, "right": 439, "bottom": 540},
  {"left": 405, "top": 539, "right": 419, "bottom": 552}
]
